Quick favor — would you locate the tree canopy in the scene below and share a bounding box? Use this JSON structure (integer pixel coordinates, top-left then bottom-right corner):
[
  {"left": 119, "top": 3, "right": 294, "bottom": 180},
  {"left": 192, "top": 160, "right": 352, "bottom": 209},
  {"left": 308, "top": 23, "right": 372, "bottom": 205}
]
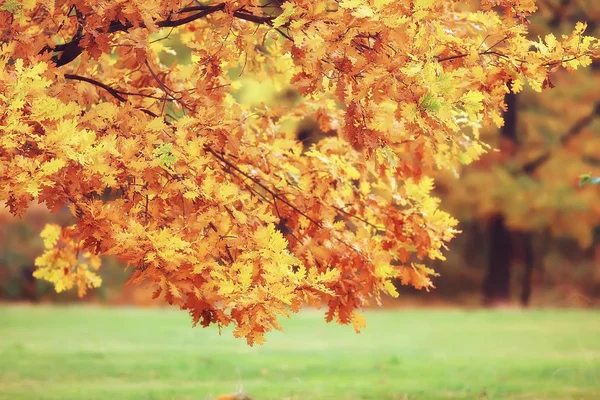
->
[{"left": 1, "top": 0, "right": 598, "bottom": 344}]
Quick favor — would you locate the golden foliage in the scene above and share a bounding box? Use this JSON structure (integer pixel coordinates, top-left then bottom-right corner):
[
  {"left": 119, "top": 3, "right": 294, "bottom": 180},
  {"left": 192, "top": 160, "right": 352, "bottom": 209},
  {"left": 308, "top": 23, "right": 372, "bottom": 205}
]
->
[{"left": 0, "top": 0, "right": 598, "bottom": 344}]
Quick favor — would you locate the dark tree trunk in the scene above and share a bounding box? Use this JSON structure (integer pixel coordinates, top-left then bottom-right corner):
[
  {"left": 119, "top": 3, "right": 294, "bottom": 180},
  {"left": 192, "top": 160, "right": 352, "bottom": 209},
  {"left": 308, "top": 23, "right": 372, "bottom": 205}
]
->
[
  {"left": 502, "top": 91, "right": 519, "bottom": 142},
  {"left": 483, "top": 90, "right": 518, "bottom": 306},
  {"left": 483, "top": 215, "right": 513, "bottom": 306},
  {"left": 21, "top": 265, "right": 39, "bottom": 302},
  {"left": 520, "top": 233, "right": 535, "bottom": 307}
]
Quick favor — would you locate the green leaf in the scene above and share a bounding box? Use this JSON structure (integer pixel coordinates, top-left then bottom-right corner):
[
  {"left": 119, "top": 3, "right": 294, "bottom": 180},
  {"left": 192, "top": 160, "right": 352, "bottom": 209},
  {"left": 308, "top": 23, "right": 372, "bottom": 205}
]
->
[
  {"left": 155, "top": 143, "right": 177, "bottom": 167},
  {"left": 272, "top": 3, "right": 296, "bottom": 28},
  {"left": 460, "top": 90, "right": 484, "bottom": 115},
  {"left": 420, "top": 92, "right": 441, "bottom": 113},
  {"left": 380, "top": 146, "right": 397, "bottom": 168},
  {"left": 578, "top": 173, "right": 600, "bottom": 187},
  {"left": 1, "top": 0, "right": 22, "bottom": 13}
]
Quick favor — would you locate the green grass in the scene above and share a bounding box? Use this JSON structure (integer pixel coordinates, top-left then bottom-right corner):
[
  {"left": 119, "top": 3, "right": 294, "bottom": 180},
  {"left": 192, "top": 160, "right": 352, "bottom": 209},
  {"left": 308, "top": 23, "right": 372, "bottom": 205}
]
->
[{"left": 0, "top": 307, "right": 598, "bottom": 399}]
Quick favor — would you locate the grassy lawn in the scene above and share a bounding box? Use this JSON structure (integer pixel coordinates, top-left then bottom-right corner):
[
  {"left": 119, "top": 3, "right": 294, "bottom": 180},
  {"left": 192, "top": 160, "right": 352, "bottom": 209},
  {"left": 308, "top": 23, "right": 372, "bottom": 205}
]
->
[{"left": 0, "top": 306, "right": 598, "bottom": 399}]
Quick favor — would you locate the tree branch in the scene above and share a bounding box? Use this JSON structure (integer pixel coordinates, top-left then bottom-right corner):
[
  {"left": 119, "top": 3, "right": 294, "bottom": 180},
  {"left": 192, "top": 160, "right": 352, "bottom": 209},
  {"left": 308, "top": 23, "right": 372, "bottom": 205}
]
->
[
  {"left": 64, "top": 73, "right": 162, "bottom": 119},
  {"left": 522, "top": 101, "right": 600, "bottom": 173},
  {"left": 64, "top": 70, "right": 369, "bottom": 260},
  {"left": 158, "top": 5, "right": 226, "bottom": 28},
  {"left": 48, "top": 3, "right": 287, "bottom": 67},
  {"left": 64, "top": 74, "right": 127, "bottom": 102}
]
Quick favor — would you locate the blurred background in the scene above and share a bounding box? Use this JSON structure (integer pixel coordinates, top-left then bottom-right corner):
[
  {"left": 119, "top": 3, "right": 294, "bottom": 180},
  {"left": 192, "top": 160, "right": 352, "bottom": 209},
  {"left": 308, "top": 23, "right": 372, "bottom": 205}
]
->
[{"left": 1, "top": 2, "right": 600, "bottom": 310}]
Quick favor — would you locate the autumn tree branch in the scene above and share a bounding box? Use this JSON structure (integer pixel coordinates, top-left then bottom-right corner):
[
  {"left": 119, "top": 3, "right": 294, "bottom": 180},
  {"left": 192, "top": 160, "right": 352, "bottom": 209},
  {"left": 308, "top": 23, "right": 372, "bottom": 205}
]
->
[
  {"left": 64, "top": 74, "right": 162, "bottom": 118},
  {"left": 46, "top": 3, "right": 287, "bottom": 67},
  {"left": 522, "top": 101, "right": 600, "bottom": 173},
  {"left": 64, "top": 73, "right": 171, "bottom": 101},
  {"left": 204, "top": 147, "right": 367, "bottom": 257},
  {"left": 64, "top": 74, "right": 127, "bottom": 102},
  {"left": 62, "top": 70, "right": 366, "bottom": 255}
]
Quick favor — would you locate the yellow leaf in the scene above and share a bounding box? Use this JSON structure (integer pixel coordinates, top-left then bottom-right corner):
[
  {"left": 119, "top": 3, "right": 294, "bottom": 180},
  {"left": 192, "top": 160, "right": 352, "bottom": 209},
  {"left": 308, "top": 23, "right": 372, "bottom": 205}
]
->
[
  {"left": 40, "top": 224, "right": 61, "bottom": 248},
  {"left": 385, "top": 280, "right": 399, "bottom": 298},
  {"left": 460, "top": 90, "right": 484, "bottom": 115},
  {"left": 168, "top": 282, "right": 182, "bottom": 299},
  {"left": 273, "top": 3, "right": 296, "bottom": 28},
  {"left": 146, "top": 118, "right": 168, "bottom": 132},
  {"left": 545, "top": 33, "right": 557, "bottom": 51},
  {"left": 511, "top": 76, "right": 525, "bottom": 93},
  {"left": 40, "top": 159, "right": 66, "bottom": 175},
  {"left": 414, "top": 0, "right": 435, "bottom": 10},
  {"left": 183, "top": 190, "right": 199, "bottom": 200},
  {"left": 351, "top": 310, "right": 367, "bottom": 333},
  {"left": 339, "top": 0, "right": 363, "bottom": 9},
  {"left": 25, "top": 181, "right": 40, "bottom": 197}
]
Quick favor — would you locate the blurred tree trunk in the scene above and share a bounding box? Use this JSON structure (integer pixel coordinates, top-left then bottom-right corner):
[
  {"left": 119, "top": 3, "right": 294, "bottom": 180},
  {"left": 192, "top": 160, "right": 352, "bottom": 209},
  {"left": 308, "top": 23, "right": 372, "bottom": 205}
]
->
[
  {"left": 21, "top": 265, "right": 39, "bottom": 302},
  {"left": 520, "top": 233, "right": 535, "bottom": 307},
  {"left": 483, "top": 215, "right": 513, "bottom": 306},
  {"left": 483, "top": 90, "right": 518, "bottom": 306}
]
